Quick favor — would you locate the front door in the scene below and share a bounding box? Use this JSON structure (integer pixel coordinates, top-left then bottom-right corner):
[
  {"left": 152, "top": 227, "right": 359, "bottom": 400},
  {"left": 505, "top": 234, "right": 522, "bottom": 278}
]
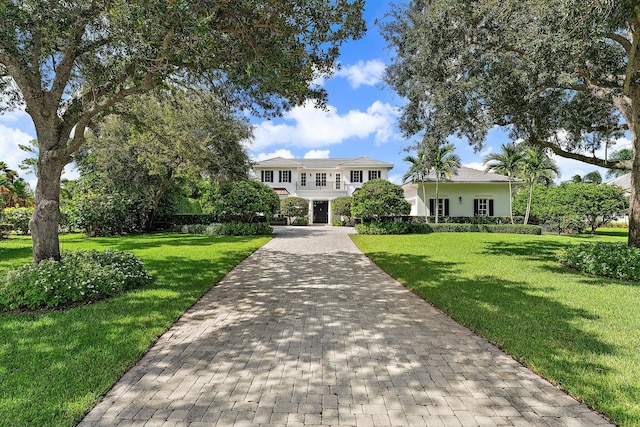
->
[{"left": 313, "top": 201, "right": 329, "bottom": 224}]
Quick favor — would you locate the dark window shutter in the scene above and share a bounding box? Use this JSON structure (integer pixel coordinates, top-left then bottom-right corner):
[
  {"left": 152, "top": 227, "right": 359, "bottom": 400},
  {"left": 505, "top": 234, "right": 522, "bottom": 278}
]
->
[
  {"left": 429, "top": 199, "right": 435, "bottom": 215},
  {"left": 278, "top": 171, "right": 282, "bottom": 182},
  {"left": 489, "top": 199, "right": 494, "bottom": 216},
  {"left": 474, "top": 199, "right": 479, "bottom": 216},
  {"left": 261, "top": 171, "right": 265, "bottom": 182},
  {"left": 444, "top": 199, "right": 450, "bottom": 216}
]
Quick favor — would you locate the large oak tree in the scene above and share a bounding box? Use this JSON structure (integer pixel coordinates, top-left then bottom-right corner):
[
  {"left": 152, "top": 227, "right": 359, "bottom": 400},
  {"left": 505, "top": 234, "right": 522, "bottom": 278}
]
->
[
  {"left": 1, "top": 0, "right": 365, "bottom": 262},
  {"left": 381, "top": 0, "right": 640, "bottom": 245}
]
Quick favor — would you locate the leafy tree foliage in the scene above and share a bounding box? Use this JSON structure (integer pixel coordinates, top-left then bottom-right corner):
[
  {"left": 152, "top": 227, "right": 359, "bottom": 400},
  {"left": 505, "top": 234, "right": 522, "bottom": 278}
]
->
[
  {"left": 402, "top": 150, "right": 430, "bottom": 221},
  {"left": 381, "top": 0, "right": 640, "bottom": 245},
  {"left": 430, "top": 144, "right": 461, "bottom": 223},
  {"left": 74, "top": 88, "right": 251, "bottom": 231},
  {"left": 332, "top": 196, "right": 352, "bottom": 217},
  {"left": 0, "top": 0, "right": 365, "bottom": 262},
  {"left": 514, "top": 183, "right": 628, "bottom": 233},
  {"left": 351, "top": 179, "right": 411, "bottom": 221},
  {"left": 607, "top": 149, "right": 633, "bottom": 179},
  {"left": 215, "top": 180, "right": 279, "bottom": 223},
  {"left": 280, "top": 197, "right": 309, "bottom": 223}
]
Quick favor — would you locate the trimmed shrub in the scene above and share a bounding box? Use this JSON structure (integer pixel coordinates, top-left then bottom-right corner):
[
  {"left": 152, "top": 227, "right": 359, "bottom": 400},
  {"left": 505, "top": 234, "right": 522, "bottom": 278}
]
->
[
  {"left": 355, "top": 221, "right": 541, "bottom": 235},
  {"left": 0, "top": 224, "right": 12, "bottom": 239},
  {"left": 351, "top": 179, "right": 411, "bottom": 220},
  {"left": 280, "top": 197, "right": 308, "bottom": 223},
  {"left": 269, "top": 216, "right": 288, "bottom": 226},
  {"left": 291, "top": 218, "right": 309, "bottom": 226},
  {"left": 4, "top": 207, "right": 33, "bottom": 235},
  {"left": 180, "top": 222, "right": 272, "bottom": 236},
  {"left": 355, "top": 221, "right": 411, "bottom": 235},
  {"left": 557, "top": 242, "right": 640, "bottom": 282},
  {"left": 603, "top": 221, "right": 629, "bottom": 229},
  {"left": 0, "top": 249, "right": 153, "bottom": 311},
  {"left": 216, "top": 180, "right": 279, "bottom": 223}
]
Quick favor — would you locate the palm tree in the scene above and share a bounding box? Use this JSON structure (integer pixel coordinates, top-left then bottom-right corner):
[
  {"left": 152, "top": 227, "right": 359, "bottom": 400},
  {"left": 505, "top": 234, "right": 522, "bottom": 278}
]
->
[
  {"left": 483, "top": 143, "right": 523, "bottom": 224},
  {"left": 583, "top": 171, "right": 602, "bottom": 184},
  {"left": 403, "top": 150, "right": 431, "bottom": 221},
  {"left": 606, "top": 148, "right": 633, "bottom": 179},
  {"left": 520, "top": 147, "right": 560, "bottom": 224},
  {"left": 431, "top": 143, "right": 461, "bottom": 223}
]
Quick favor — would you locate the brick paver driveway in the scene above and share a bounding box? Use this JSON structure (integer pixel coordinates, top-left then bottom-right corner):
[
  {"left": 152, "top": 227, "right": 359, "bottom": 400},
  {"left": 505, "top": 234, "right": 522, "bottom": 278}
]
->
[{"left": 80, "top": 226, "right": 612, "bottom": 426}]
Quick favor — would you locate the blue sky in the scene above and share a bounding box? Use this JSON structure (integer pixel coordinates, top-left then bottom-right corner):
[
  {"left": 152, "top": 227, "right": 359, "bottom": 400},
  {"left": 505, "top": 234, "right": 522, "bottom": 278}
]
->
[{"left": 1, "top": 0, "right": 630, "bottom": 189}]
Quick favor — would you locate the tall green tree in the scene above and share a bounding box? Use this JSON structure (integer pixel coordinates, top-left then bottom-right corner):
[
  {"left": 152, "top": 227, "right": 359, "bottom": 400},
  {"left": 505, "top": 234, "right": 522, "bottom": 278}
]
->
[
  {"left": 0, "top": 1, "right": 365, "bottom": 262},
  {"left": 77, "top": 88, "right": 252, "bottom": 231},
  {"left": 430, "top": 144, "right": 461, "bottom": 223},
  {"left": 583, "top": 171, "right": 603, "bottom": 184},
  {"left": 520, "top": 148, "right": 560, "bottom": 225},
  {"left": 483, "top": 143, "right": 523, "bottom": 224},
  {"left": 381, "top": 0, "right": 640, "bottom": 245},
  {"left": 402, "top": 150, "right": 431, "bottom": 221}
]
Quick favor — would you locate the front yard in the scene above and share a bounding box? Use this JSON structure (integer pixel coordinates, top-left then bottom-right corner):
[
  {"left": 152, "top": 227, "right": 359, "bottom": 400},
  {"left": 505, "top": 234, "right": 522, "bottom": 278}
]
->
[
  {"left": 0, "top": 233, "right": 270, "bottom": 426},
  {"left": 352, "top": 231, "right": 639, "bottom": 427}
]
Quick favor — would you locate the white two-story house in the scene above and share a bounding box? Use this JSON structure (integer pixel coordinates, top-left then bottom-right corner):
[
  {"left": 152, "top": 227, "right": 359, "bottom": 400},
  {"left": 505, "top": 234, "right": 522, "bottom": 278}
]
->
[{"left": 252, "top": 157, "right": 394, "bottom": 224}]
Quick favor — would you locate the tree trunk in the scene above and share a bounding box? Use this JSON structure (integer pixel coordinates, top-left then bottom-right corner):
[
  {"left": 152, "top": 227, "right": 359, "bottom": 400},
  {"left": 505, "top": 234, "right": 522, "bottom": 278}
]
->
[
  {"left": 435, "top": 178, "right": 439, "bottom": 224},
  {"left": 508, "top": 178, "right": 514, "bottom": 224},
  {"left": 524, "top": 183, "right": 533, "bottom": 225},
  {"left": 30, "top": 147, "right": 68, "bottom": 262},
  {"left": 628, "top": 107, "right": 640, "bottom": 247},
  {"left": 143, "top": 168, "right": 174, "bottom": 231},
  {"left": 421, "top": 183, "right": 428, "bottom": 222}
]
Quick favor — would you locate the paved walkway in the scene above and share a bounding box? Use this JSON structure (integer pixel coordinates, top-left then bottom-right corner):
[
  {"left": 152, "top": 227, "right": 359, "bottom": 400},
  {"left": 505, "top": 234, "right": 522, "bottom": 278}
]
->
[{"left": 80, "top": 226, "right": 613, "bottom": 426}]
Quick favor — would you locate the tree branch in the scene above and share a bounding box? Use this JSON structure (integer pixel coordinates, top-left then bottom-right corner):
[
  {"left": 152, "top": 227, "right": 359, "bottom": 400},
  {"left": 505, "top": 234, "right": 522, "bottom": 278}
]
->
[{"left": 535, "top": 138, "right": 632, "bottom": 171}]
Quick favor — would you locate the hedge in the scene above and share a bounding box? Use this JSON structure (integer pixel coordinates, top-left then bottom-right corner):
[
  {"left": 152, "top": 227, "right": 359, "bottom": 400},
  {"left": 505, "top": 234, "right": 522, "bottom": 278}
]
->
[
  {"left": 0, "top": 224, "right": 12, "bottom": 239},
  {"left": 180, "top": 222, "right": 273, "bottom": 236},
  {"left": 355, "top": 221, "right": 541, "bottom": 235}
]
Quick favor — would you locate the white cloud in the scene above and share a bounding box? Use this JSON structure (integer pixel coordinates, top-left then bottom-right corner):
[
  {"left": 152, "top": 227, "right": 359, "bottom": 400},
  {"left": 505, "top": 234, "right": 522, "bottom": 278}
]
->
[
  {"left": 304, "top": 150, "right": 330, "bottom": 159},
  {"left": 251, "top": 100, "right": 398, "bottom": 151},
  {"left": 463, "top": 162, "right": 485, "bottom": 172},
  {"left": 252, "top": 149, "right": 295, "bottom": 162},
  {"left": 0, "top": 123, "right": 35, "bottom": 171},
  {"left": 388, "top": 174, "right": 403, "bottom": 185},
  {"left": 335, "top": 59, "right": 386, "bottom": 89}
]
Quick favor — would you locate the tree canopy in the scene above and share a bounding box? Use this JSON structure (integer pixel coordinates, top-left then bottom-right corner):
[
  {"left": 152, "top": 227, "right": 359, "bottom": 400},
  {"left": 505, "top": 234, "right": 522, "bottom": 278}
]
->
[
  {"left": 351, "top": 179, "right": 411, "bottom": 220},
  {"left": 0, "top": 0, "right": 366, "bottom": 262},
  {"left": 381, "top": 0, "right": 640, "bottom": 245}
]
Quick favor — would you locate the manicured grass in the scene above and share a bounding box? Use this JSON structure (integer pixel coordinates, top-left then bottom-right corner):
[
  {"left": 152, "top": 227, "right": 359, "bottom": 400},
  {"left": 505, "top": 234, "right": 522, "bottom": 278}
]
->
[
  {"left": 351, "top": 232, "right": 640, "bottom": 427},
  {"left": 0, "top": 233, "right": 270, "bottom": 427}
]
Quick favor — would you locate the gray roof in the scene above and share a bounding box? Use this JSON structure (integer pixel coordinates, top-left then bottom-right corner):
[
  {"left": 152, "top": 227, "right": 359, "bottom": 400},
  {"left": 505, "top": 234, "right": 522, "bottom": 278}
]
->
[
  {"left": 253, "top": 157, "right": 394, "bottom": 169},
  {"left": 415, "top": 167, "right": 519, "bottom": 183},
  {"left": 607, "top": 174, "right": 631, "bottom": 192}
]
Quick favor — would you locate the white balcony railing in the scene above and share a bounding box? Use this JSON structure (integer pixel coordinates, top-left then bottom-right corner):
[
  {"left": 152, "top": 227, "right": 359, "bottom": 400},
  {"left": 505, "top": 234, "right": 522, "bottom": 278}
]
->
[{"left": 296, "top": 180, "right": 347, "bottom": 191}]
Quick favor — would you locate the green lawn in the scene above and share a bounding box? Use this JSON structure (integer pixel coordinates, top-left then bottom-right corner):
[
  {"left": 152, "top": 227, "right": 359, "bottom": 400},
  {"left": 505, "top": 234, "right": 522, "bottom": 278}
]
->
[
  {"left": 0, "top": 233, "right": 270, "bottom": 427},
  {"left": 352, "top": 231, "right": 640, "bottom": 427}
]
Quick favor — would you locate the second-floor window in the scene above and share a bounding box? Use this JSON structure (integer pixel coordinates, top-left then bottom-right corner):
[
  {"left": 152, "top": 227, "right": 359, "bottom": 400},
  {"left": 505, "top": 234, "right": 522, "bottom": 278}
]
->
[
  {"left": 316, "top": 172, "right": 327, "bottom": 187},
  {"left": 335, "top": 173, "right": 341, "bottom": 189},
  {"left": 300, "top": 173, "right": 306, "bottom": 186},
  {"left": 279, "top": 170, "right": 291, "bottom": 183},
  {"left": 261, "top": 170, "right": 273, "bottom": 183},
  {"left": 350, "top": 170, "right": 363, "bottom": 183},
  {"left": 368, "top": 170, "right": 381, "bottom": 180}
]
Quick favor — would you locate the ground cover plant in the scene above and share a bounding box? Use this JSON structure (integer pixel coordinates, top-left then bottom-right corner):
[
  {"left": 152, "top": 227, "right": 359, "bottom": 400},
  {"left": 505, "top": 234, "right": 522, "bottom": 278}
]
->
[
  {"left": 0, "top": 233, "right": 270, "bottom": 426},
  {"left": 351, "top": 231, "right": 640, "bottom": 426}
]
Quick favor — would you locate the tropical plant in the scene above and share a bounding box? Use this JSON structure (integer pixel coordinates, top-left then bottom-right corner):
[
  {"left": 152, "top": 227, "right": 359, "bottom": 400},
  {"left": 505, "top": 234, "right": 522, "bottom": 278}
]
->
[
  {"left": 483, "top": 143, "right": 523, "bottom": 224},
  {"left": 519, "top": 148, "right": 560, "bottom": 225},
  {"left": 431, "top": 144, "right": 461, "bottom": 223},
  {"left": 583, "top": 171, "right": 603, "bottom": 184},
  {"left": 402, "top": 150, "right": 431, "bottom": 221},
  {"left": 215, "top": 180, "right": 280, "bottom": 223},
  {"left": 606, "top": 149, "right": 633, "bottom": 179}
]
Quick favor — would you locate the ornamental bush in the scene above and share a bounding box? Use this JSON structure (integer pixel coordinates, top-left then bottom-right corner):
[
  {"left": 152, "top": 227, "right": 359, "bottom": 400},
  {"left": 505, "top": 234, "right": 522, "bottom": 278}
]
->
[
  {"left": 280, "top": 197, "right": 308, "bottom": 223},
  {"left": 355, "top": 221, "right": 542, "bottom": 235},
  {"left": 0, "top": 249, "right": 153, "bottom": 311},
  {"left": 557, "top": 242, "right": 640, "bottom": 282},
  {"left": 216, "top": 180, "right": 280, "bottom": 223},
  {"left": 3, "top": 207, "right": 34, "bottom": 235},
  {"left": 180, "top": 222, "right": 273, "bottom": 236},
  {"left": 355, "top": 221, "right": 410, "bottom": 235},
  {"left": 351, "top": 179, "right": 411, "bottom": 221}
]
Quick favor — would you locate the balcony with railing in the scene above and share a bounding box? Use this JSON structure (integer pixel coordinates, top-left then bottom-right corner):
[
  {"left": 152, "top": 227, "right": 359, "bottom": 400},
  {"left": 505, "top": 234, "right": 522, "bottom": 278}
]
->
[{"left": 295, "top": 180, "right": 347, "bottom": 191}]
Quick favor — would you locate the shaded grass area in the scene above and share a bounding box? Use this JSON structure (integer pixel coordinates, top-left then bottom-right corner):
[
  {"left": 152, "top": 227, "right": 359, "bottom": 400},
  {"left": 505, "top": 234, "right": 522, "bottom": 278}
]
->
[
  {"left": 0, "top": 233, "right": 270, "bottom": 427},
  {"left": 351, "top": 232, "right": 640, "bottom": 427}
]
